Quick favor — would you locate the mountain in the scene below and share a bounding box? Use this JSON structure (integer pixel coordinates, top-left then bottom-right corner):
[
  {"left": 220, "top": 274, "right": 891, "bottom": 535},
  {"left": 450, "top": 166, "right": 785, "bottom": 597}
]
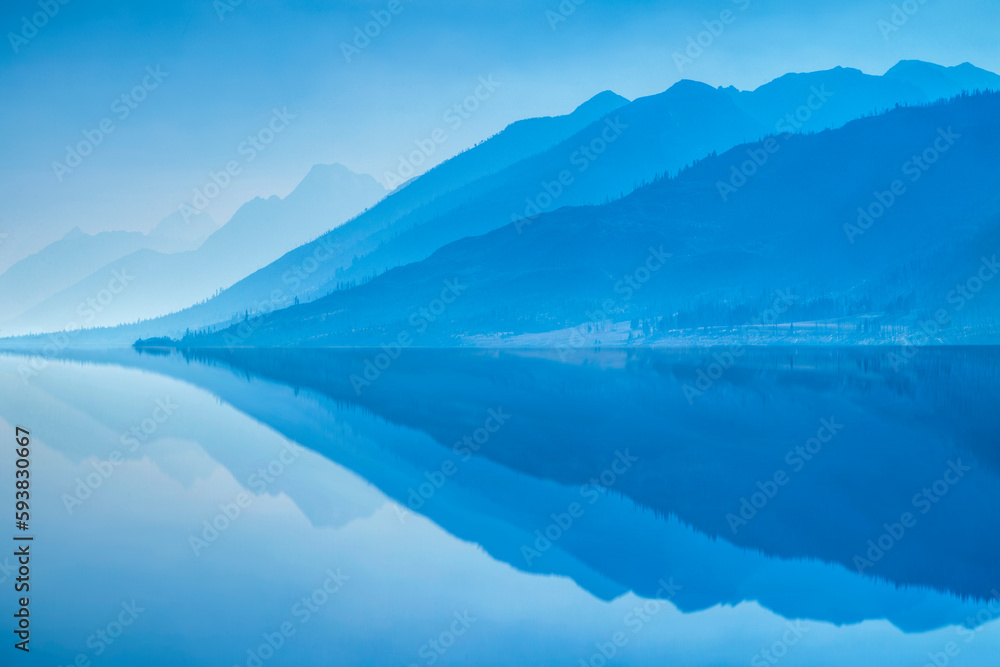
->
[
  {"left": 182, "top": 91, "right": 1000, "bottom": 347},
  {"left": 190, "top": 163, "right": 385, "bottom": 272},
  {"left": 0, "top": 95, "right": 628, "bottom": 339},
  {"left": 167, "top": 80, "right": 763, "bottom": 328},
  {"left": 117, "top": 91, "right": 633, "bottom": 332},
  {"left": 4, "top": 62, "right": 998, "bottom": 345},
  {"left": 144, "top": 210, "right": 220, "bottom": 253},
  {"left": 884, "top": 60, "right": 1000, "bottom": 101},
  {"left": 383, "top": 89, "right": 631, "bottom": 196},
  {"left": 724, "top": 61, "right": 1000, "bottom": 134},
  {"left": 722, "top": 66, "right": 924, "bottom": 131},
  {"left": 0, "top": 164, "right": 383, "bottom": 336},
  {"left": 0, "top": 212, "right": 217, "bottom": 327},
  {"left": 105, "top": 62, "right": 1000, "bottom": 340}
]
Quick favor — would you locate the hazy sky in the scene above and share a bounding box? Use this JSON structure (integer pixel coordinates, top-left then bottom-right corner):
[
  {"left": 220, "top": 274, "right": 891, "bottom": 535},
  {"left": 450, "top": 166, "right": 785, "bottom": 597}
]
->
[{"left": 1, "top": 0, "right": 997, "bottom": 271}]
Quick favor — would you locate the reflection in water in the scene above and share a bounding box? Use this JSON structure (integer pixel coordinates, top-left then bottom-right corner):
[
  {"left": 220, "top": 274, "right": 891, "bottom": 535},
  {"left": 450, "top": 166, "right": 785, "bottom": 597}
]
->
[{"left": 1, "top": 346, "right": 998, "bottom": 666}]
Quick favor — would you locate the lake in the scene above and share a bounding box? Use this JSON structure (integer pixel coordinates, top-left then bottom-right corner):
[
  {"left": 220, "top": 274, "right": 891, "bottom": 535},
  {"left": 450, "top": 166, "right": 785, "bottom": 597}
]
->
[{"left": 1, "top": 346, "right": 998, "bottom": 666}]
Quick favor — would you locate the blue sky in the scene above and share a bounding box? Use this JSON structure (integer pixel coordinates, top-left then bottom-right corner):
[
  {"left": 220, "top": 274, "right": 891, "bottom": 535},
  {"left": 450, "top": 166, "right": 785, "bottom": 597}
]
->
[{"left": 1, "top": 0, "right": 997, "bottom": 270}]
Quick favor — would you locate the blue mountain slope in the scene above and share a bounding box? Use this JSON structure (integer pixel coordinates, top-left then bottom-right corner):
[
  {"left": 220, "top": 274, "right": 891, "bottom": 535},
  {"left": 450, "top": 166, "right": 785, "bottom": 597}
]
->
[
  {"left": 184, "top": 92, "right": 1000, "bottom": 346},
  {"left": 5, "top": 62, "right": 998, "bottom": 347},
  {"left": 122, "top": 62, "right": 1000, "bottom": 338},
  {"left": 884, "top": 60, "right": 1000, "bottom": 101},
  {"left": 275, "top": 62, "right": 1000, "bottom": 303},
  {"left": 121, "top": 91, "right": 632, "bottom": 331},
  {"left": 387, "top": 89, "right": 631, "bottom": 196}
]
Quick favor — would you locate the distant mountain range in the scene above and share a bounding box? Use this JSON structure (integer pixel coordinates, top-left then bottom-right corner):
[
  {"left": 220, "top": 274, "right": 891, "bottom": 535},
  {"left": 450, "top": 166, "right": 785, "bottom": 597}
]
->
[
  {"left": 156, "top": 60, "right": 1000, "bottom": 336},
  {"left": 125, "top": 89, "right": 634, "bottom": 332},
  {"left": 0, "top": 163, "right": 383, "bottom": 336},
  {"left": 1, "top": 60, "right": 999, "bottom": 347},
  {"left": 0, "top": 212, "right": 217, "bottom": 326},
  {"left": 182, "top": 90, "right": 1000, "bottom": 347}
]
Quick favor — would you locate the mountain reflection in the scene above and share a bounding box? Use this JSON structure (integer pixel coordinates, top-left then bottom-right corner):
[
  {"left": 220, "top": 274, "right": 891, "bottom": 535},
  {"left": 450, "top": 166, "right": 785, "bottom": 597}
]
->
[{"left": 107, "top": 345, "right": 1000, "bottom": 633}]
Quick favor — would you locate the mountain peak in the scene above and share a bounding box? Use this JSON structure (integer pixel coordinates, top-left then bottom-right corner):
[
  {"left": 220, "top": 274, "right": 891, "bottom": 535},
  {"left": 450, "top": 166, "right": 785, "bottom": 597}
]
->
[
  {"left": 571, "top": 90, "right": 630, "bottom": 117},
  {"left": 297, "top": 163, "right": 379, "bottom": 190},
  {"left": 303, "top": 162, "right": 359, "bottom": 179},
  {"left": 757, "top": 65, "right": 866, "bottom": 90},
  {"left": 885, "top": 59, "right": 1000, "bottom": 99},
  {"left": 61, "top": 226, "right": 86, "bottom": 241},
  {"left": 643, "top": 78, "right": 730, "bottom": 108},
  {"left": 885, "top": 59, "right": 947, "bottom": 76},
  {"left": 668, "top": 78, "right": 720, "bottom": 94},
  {"left": 284, "top": 163, "right": 385, "bottom": 208}
]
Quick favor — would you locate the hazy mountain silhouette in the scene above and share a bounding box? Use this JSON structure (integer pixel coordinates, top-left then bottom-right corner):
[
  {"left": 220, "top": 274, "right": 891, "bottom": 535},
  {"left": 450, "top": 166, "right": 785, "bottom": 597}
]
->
[
  {"left": 181, "top": 91, "right": 1000, "bottom": 347},
  {"left": 2, "top": 164, "right": 383, "bottom": 335},
  {"left": 88, "top": 62, "right": 1000, "bottom": 342},
  {"left": 128, "top": 90, "right": 633, "bottom": 332},
  {"left": 3, "top": 62, "right": 999, "bottom": 346},
  {"left": 179, "top": 61, "right": 999, "bottom": 324},
  {"left": 884, "top": 60, "right": 1000, "bottom": 101},
  {"left": 0, "top": 212, "right": 216, "bottom": 329}
]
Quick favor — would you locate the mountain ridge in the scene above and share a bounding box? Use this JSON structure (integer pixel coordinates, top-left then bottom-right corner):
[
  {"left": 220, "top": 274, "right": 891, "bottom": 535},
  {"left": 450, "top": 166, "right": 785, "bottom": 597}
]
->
[
  {"left": 173, "top": 91, "right": 1000, "bottom": 347},
  {"left": 3, "top": 61, "right": 999, "bottom": 346}
]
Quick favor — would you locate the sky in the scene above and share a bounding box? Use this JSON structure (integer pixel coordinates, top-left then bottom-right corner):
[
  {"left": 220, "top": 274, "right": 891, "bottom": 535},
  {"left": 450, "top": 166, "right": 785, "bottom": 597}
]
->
[{"left": 1, "top": 0, "right": 998, "bottom": 272}]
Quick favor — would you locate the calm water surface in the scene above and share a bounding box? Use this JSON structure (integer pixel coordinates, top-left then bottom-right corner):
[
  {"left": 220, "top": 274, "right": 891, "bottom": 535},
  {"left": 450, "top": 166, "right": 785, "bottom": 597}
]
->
[{"left": 0, "top": 347, "right": 998, "bottom": 666}]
